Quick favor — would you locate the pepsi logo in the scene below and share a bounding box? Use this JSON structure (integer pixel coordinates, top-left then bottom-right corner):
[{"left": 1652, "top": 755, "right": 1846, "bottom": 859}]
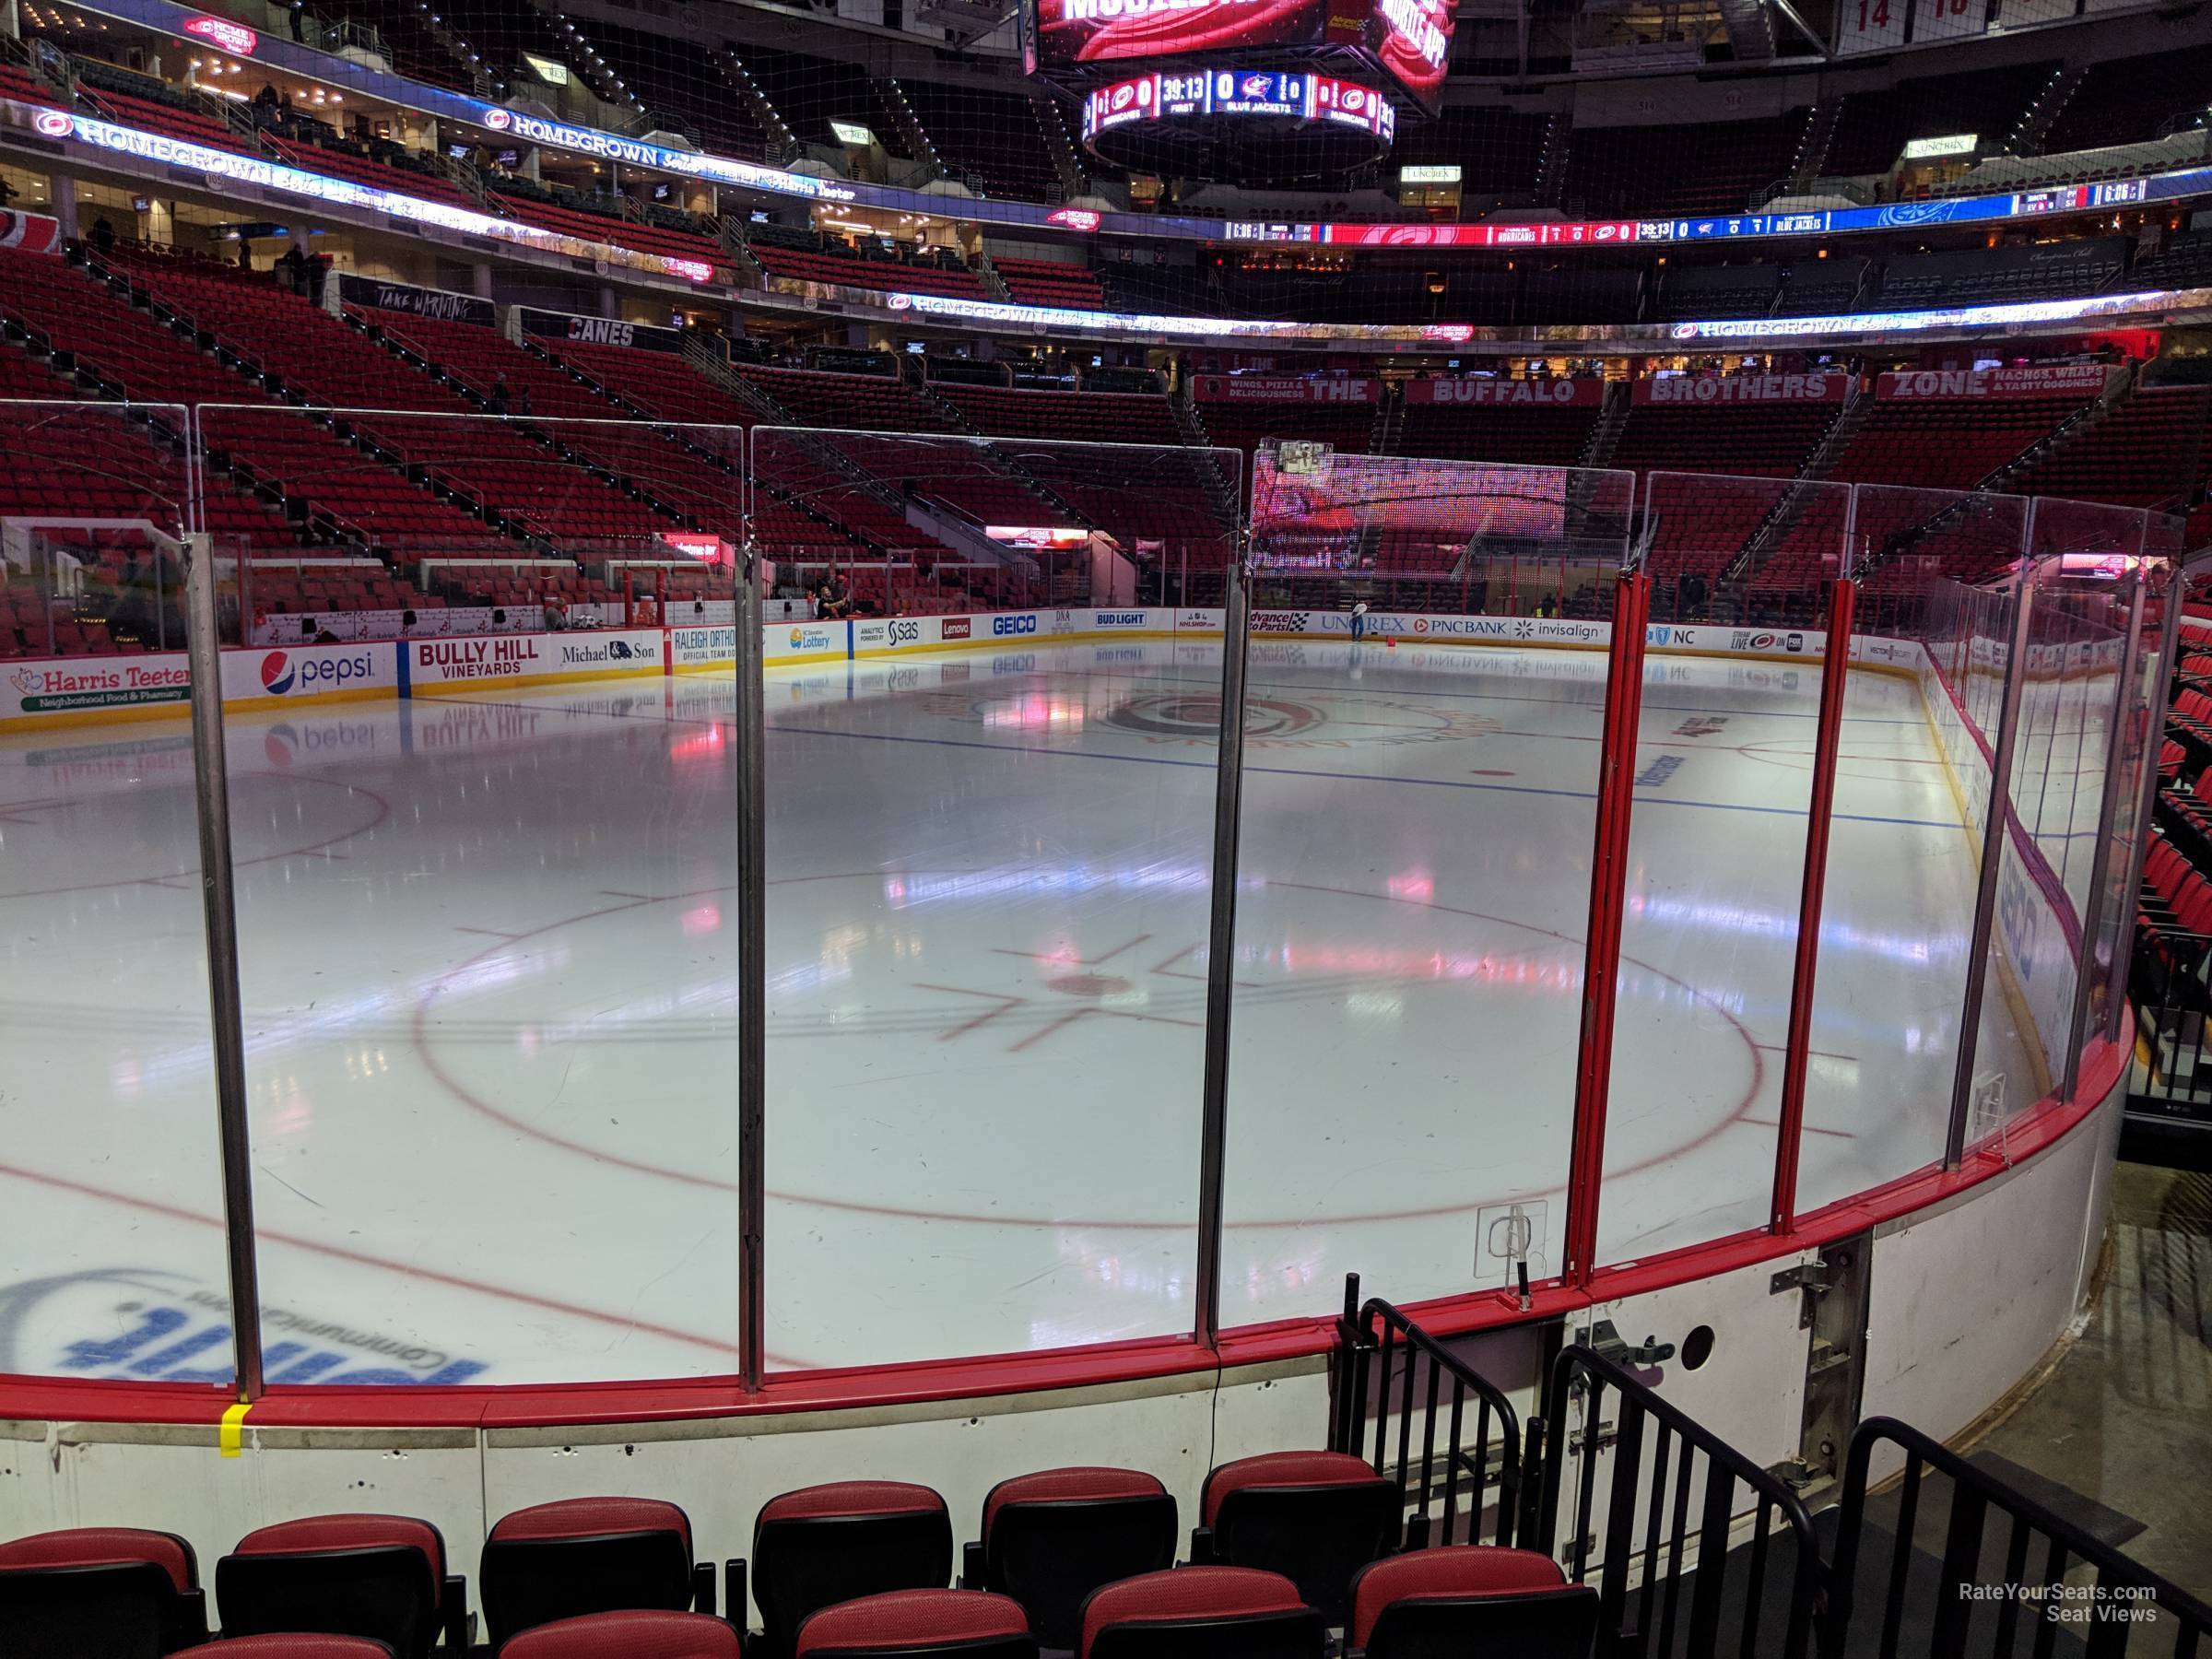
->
[{"left": 260, "top": 651, "right": 295, "bottom": 696}]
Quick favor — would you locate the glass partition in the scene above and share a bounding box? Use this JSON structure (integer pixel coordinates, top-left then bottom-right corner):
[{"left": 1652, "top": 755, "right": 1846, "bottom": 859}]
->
[
  {"left": 204, "top": 405, "right": 748, "bottom": 1385},
  {"left": 1791, "top": 487, "right": 2037, "bottom": 1214},
  {"left": 1595, "top": 473, "right": 1853, "bottom": 1264},
  {"left": 1225, "top": 450, "right": 1636, "bottom": 1318},
  {"left": 3, "top": 383, "right": 2192, "bottom": 1393},
  {"left": 749, "top": 426, "right": 1241, "bottom": 1370},
  {"left": 0, "top": 401, "right": 243, "bottom": 1383}
]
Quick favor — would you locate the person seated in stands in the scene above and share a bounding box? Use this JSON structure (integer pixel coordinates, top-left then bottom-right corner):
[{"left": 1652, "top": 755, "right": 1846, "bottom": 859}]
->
[
  {"left": 817, "top": 574, "right": 853, "bottom": 620},
  {"left": 89, "top": 217, "right": 115, "bottom": 257},
  {"left": 1533, "top": 593, "right": 1561, "bottom": 620},
  {"left": 543, "top": 595, "right": 570, "bottom": 631},
  {"left": 488, "top": 374, "right": 512, "bottom": 417},
  {"left": 278, "top": 241, "right": 311, "bottom": 296}
]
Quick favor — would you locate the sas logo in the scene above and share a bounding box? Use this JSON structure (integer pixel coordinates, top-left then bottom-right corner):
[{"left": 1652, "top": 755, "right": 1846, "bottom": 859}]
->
[
  {"left": 940, "top": 618, "right": 972, "bottom": 641},
  {"left": 888, "top": 618, "right": 922, "bottom": 645},
  {"left": 261, "top": 651, "right": 297, "bottom": 696},
  {"left": 32, "top": 110, "right": 73, "bottom": 138},
  {"left": 992, "top": 614, "right": 1038, "bottom": 637}
]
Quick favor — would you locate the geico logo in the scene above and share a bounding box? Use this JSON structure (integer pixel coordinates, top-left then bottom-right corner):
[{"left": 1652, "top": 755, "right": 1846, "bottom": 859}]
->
[
  {"left": 888, "top": 619, "right": 923, "bottom": 644},
  {"left": 567, "top": 316, "right": 636, "bottom": 347},
  {"left": 992, "top": 614, "right": 1038, "bottom": 636},
  {"left": 992, "top": 653, "right": 1035, "bottom": 673}
]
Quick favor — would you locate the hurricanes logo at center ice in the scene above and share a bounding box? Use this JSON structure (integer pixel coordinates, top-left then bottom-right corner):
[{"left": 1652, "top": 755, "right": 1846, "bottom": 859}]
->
[{"left": 1100, "top": 692, "right": 1497, "bottom": 749}]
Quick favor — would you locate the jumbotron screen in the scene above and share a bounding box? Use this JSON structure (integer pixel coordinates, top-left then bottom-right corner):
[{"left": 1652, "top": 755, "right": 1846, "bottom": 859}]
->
[{"left": 1026, "top": 0, "right": 1453, "bottom": 111}]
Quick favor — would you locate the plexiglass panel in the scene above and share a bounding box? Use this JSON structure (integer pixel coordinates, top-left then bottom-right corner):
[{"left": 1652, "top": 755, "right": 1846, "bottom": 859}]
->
[
  {"left": 751, "top": 427, "right": 1240, "bottom": 1369},
  {"left": 1227, "top": 449, "right": 1635, "bottom": 1317},
  {"left": 1793, "top": 487, "right": 2036, "bottom": 1214},
  {"left": 0, "top": 402, "right": 241, "bottom": 1383},
  {"left": 1595, "top": 473, "right": 1852, "bottom": 1264},
  {"left": 206, "top": 404, "right": 750, "bottom": 1385}
]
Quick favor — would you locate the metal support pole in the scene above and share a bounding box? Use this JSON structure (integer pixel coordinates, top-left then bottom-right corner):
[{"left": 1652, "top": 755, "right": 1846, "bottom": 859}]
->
[
  {"left": 735, "top": 539, "right": 768, "bottom": 1391},
  {"left": 184, "top": 533, "right": 265, "bottom": 1401},
  {"left": 1560, "top": 571, "right": 1651, "bottom": 1287},
  {"left": 1192, "top": 547, "right": 1253, "bottom": 1349},
  {"left": 1945, "top": 566, "right": 2042, "bottom": 1169},
  {"left": 1771, "top": 577, "right": 1856, "bottom": 1236},
  {"left": 2060, "top": 575, "right": 2147, "bottom": 1098}
]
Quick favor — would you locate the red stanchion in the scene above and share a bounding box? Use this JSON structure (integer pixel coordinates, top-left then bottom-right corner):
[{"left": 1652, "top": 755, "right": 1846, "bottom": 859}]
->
[
  {"left": 1770, "top": 578, "right": 1858, "bottom": 1236},
  {"left": 1561, "top": 571, "right": 1651, "bottom": 1289}
]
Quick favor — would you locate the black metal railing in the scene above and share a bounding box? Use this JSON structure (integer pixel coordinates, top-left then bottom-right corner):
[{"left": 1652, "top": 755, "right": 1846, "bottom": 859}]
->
[
  {"left": 1329, "top": 1273, "right": 1529, "bottom": 1550},
  {"left": 1830, "top": 1417, "right": 2212, "bottom": 1655},
  {"left": 1537, "top": 1343, "right": 1829, "bottom": 1659}
]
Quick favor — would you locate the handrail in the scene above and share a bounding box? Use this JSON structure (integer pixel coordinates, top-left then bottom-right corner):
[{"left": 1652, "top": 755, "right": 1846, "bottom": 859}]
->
[
  {"left": 1537, "top": 1342, "right": 1828, "bottom": 1658},
  {"left": 1328, "top": 1272, "right": 1528, "bottom": 1550},
  {"left": 1831, "top": 1417, "right": 2212, "bottom": 1653}
]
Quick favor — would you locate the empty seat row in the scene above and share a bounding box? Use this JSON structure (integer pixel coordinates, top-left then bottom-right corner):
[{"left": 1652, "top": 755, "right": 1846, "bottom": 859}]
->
[{"left": 0, "top": 1450, "right": 1603, "bottom": 1657}]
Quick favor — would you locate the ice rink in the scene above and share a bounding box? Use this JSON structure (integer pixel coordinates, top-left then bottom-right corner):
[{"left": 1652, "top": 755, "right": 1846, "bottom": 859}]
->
[{"left": 0, "top": 636, "right": 2030, "bottom": 1386}]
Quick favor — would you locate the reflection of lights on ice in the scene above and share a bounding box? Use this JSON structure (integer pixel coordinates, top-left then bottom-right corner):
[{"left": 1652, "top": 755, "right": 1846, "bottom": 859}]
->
[
  {"left": 681, "top": 901, "right": 721, "bottom": 936},
  {"left": 1387, "top": 869, "right": 1435, "bottom": 904}
]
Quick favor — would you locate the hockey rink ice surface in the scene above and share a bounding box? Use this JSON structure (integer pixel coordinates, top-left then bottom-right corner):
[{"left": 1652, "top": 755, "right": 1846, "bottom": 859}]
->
[{"left": 0, "top": 637, "right": 2047, "bottom": 1386}]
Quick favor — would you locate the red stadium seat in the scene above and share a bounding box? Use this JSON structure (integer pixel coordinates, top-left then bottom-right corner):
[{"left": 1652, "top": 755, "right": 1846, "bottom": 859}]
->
[
  {"left": 499, "top": 1608, "right": 745, "bottom": 1658},
  {"left": 1197, "top": 1450, "right": 1399, "bottom": 1622},
  {"left": 1077, "top": 1566, "right": 1323, "bottom": 1659},
  {"left": 794, "top": 1589, "right": 1034, "bottom": 1657},
  {"left": 747, "top": 1481, "right": 952, "bottom": 1656},
  {"left": 172, "top": 1639, "right": 394, "bottom": 1659},
  {"left": 480, "top": 1497, "right": 712, "bottom": 1648},
  {"left": 1347, "top": 1545, "right": 1600, "bottom": 1655},
  {"left": 967, "top": 1466, "right": 1176, "bottom": 1649},
  {"left": 215, "top": 1514, "right": 463, "bottom": 1659},
  {"left": 0, "top": 1525, "right": 207, "bottom": 1657}
]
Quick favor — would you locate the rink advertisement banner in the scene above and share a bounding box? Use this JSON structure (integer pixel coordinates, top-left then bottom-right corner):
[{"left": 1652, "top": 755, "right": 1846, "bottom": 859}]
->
[
  {"left": 1874, "top": 364, "right": 2110, "bottom": 400},
  {"left": 1404, "top": 376, "right": 1607, "bottom": 407},
  {"left": 1631, "top": 372, "right": 1851, "bottom": 405},
  {"left": 221, "top": 641, "right": 400, "bottom": 708},
  {"left": 669, "top": 624, "right": 737, "bottom": 669},
  {"left": 1192, "top": 375, "right": 1380, "bottom": 404},
  {"left": 2, "top": 641, "right": 398, "bottom": 728},
  {"left": 406, "top": 629, "right": 662, "bottom": 692}
]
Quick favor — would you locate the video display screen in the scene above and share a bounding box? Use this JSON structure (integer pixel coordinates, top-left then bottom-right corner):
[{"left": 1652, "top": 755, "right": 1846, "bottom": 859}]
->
[{"left": 1027, "top": 0, "right": 1453, "bottom": 111}]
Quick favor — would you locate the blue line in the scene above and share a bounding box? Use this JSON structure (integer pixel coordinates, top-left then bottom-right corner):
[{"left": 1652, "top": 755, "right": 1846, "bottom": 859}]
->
[{"left": 768, "top": 723, "right": 1962, "bottom": 830}]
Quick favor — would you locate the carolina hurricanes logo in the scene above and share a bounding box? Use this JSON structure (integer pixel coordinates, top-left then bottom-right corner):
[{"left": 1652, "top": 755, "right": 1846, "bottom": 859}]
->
[
  {"left": 260, "top": 651, "right": 295, "bottom": 696},
  {"left": 482, "top": 109, "right": 514, "bottom": 131},
  {"left": 32, "top": 111, "right": 72, "bottom": 137}
]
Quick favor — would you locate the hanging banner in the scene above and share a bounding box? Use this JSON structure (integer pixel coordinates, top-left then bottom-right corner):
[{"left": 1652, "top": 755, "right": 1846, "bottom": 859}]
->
[
  {"left": 516, "top": 307, "right": 690, "bottom": 353},
  {"left": 1631, "top": 372, "right": 1852, "bottom": 405},
  {"left": 1406, "top": 376, "right": 1608, "bottom": 406},
  {"left": 1193, "top": 375, "right": 1379, "bottom": 403},
  {"left": 337, "top": 274, "right": 496, "bottom": 327},
  {"left": 1875, "top": 363, "right": 2110, "bottom": 399}
]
